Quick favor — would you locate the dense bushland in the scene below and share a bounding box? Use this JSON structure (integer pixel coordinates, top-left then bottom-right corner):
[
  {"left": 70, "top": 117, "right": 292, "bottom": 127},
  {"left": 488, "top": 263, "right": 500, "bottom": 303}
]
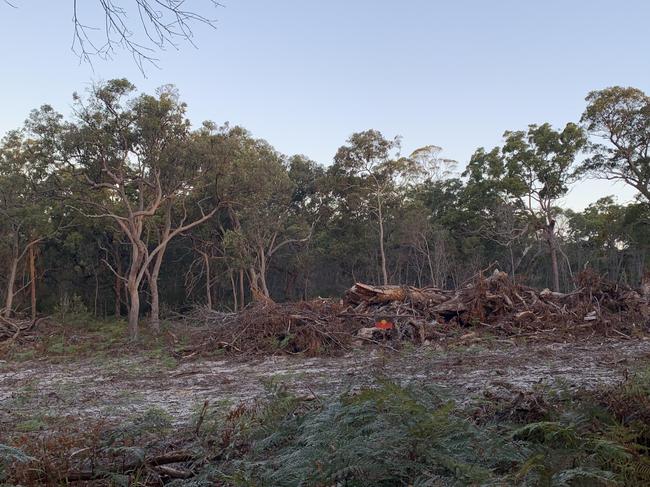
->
[{"left": 1, "top": 81, "right": 649, "bottom": 338}]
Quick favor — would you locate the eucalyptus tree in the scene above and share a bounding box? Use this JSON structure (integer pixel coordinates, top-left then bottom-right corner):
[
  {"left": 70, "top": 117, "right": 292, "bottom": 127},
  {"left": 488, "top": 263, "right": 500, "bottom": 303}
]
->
[
  {"left": 465, "top": 123, "right": 587, "bottom": 291},
  {"left": 581, "top": 86, "right": 650, "bottom": 202},
  {"left": 215, "top": 127, "right": 313, "bottom": 299},
  {"left": 330, "top": 130, "right": 454, "bottom": 286},
  {"left": 66, "top": 79, "right": 217, "bottom": 338},
  {"left": 330, "top": 130, "right": 403, "bottom": 285}
]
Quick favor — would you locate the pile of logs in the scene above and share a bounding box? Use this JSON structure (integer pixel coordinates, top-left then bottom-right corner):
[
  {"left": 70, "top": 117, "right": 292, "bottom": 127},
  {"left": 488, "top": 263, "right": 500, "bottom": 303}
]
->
[{"left": 344, "top": 269, "right": 650, "bottom": 342}]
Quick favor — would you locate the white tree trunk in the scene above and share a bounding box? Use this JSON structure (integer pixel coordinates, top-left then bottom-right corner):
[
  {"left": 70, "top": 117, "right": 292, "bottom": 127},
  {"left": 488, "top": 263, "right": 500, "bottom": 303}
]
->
[{"left": 3, "top": 255, "right": 18, "bottom": 318}]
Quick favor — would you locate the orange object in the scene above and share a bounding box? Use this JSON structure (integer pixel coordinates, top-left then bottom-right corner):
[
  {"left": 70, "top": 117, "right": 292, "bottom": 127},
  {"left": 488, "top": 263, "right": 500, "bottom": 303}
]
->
[{"left": 374, "top": 319, "right": 394, "bottom": 330}]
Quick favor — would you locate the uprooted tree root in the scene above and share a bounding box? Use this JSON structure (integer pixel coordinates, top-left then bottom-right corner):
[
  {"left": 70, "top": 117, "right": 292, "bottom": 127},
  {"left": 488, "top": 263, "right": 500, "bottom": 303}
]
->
[{"left": 181, "top": 269, "right": 650, "bottom": 357}]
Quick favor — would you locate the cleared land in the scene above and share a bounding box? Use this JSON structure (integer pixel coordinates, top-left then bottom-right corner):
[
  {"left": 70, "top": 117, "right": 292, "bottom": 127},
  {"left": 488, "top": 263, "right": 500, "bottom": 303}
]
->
[{"left": 2, "top": 338, "right": 649, "bottom": 427}]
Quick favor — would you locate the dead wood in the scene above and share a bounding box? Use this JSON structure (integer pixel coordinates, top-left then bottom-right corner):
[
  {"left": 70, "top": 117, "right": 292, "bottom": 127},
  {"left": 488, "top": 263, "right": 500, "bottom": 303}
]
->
[{"left": 179, "top": 268, "right": 650, "bottom": 357}]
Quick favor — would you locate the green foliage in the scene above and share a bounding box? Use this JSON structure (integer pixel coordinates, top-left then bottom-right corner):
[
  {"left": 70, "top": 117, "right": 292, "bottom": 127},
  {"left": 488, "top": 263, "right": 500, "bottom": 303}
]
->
[
  {"left": 581, "top": 86, "right": 650, "bottom": 202},
  {"left": 1, "top": 80, "right": 649, "bottom": 324},
  {"left": 176, "top": 374, "right": 650, "bottom": 486},
  {"left": 209, "top": 382, "right": 526, "bottom": 486},
  {"left": 14, "top": 418, "right": 47, "bottom": 433},
  {"left": 0, "top": 444, "right": 34, "bottom": 481},
  {"left": 106, "top": 406, "right": 174, "bottom": 446}
]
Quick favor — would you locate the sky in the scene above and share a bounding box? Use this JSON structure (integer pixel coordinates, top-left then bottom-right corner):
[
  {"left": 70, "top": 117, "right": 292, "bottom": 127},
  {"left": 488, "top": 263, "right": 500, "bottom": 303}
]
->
[{"left": 1, "top": 0, "right": 648, "bottom": 209}]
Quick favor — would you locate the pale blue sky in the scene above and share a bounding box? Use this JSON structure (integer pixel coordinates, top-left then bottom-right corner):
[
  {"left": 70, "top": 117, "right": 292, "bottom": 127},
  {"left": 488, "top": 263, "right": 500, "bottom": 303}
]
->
[{"left": 1, "top": 1, "right": 648, "bottom": 208}]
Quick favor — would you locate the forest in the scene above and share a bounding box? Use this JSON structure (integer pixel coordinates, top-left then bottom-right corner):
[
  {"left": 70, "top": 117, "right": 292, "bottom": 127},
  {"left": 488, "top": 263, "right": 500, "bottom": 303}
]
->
[
  {"left": 2, "top": 79, "right": 650, "bottom": 486},
  {"left": 1, "top": 80, "right": 648, "bottom": 339}
]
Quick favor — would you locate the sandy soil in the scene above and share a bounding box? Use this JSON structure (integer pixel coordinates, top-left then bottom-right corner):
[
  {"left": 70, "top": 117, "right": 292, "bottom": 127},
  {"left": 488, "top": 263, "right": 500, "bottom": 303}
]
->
[{"left": 1, "top": 338, "right": 650, "bottom": 429}]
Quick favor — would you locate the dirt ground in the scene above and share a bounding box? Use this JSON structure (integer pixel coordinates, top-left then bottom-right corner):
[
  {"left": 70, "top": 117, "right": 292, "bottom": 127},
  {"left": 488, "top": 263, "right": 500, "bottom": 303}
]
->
[{"left": 2, "top": 338, "right": 650, "bottom": 430}]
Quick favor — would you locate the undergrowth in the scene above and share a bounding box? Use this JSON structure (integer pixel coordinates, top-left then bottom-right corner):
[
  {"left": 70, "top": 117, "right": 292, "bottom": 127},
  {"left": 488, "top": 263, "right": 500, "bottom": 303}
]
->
[
  {"left": 3, "top": 317, "right": 181, "bottom": 363},
  {"left": 2, "top": 370, "right": 650, "bottom": 486}
]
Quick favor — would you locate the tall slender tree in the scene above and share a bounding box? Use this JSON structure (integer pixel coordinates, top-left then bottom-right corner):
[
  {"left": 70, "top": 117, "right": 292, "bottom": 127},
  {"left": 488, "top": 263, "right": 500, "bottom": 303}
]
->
[{"left": 465, "top": 123, "right": 586, "bottom": 291}]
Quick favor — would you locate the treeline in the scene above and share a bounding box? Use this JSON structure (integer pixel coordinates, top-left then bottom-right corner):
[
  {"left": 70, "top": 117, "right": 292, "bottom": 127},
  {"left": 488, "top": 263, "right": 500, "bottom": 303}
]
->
[{"left": 0, "top": 81, "right": 648, "bottom": 337}]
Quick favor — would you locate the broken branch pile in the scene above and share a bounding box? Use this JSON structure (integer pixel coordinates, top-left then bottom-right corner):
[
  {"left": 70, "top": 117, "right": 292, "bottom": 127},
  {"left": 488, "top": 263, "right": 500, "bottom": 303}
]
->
[
  {"left": 179, "top": 299, "right": 353, "bottom": 357},
  {"left": 0, "top": 316, "right": 37, "bottom": 350},
  {"left": 183, "top": 269, "right": 650, "bottom": 356}
]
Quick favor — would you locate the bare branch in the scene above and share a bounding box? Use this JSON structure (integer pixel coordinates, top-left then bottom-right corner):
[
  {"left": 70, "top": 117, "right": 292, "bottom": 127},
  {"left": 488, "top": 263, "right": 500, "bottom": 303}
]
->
[{"left": 70, "top": 0, "right": 223, "bottom": 73}]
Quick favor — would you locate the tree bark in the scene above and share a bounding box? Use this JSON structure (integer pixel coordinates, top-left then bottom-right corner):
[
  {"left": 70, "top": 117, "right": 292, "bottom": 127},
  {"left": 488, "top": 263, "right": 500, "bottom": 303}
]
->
[
  {"left": 127, "top": 284, "right": 140, "bottom": 340},
  {"left": 4, "top": 254, "right": 18, "bottom": 319},
  {"left": 93, "top": 267, "right": 99, "bottom": 317},
  {"left": 642, "top": 270, "right": 650, "bottom": 301},
  {"left": 148, "top": 244, "right": 166, "bottom": 333},
  {"left": 544, "top": 219, "right": 560, "bottom": 292},
  {"left": 345, "top": 282, "right": 449, "bottom": 306},
  {"left": 126, "top": 241, "right": 143, "bottom": 340},
  {"left": 29, "top": 244, "right": 37, "bottom": 321},
  {"left": 239, "top": 268, "right": 245, "bottom": 308},
  {"left": 258, "top": 245, "right": 270, "bottom": 297},
  {"left": 377, "top": 196, "right": 389, "bottom": 285},
  {"left": 549, "top": 244, "right": 560, "bottom": 292},
  {"left": 114, "top": 247, "right": 122, "bottom": 317},
  {"left": 230, "top": 270, "right": 238, "bottom": 311},
  {"left": 202, "top": 251, "right": 212, "bottom": 309},
  {"left": 149, "top": 276, "right": 160, "bottom": 332}
]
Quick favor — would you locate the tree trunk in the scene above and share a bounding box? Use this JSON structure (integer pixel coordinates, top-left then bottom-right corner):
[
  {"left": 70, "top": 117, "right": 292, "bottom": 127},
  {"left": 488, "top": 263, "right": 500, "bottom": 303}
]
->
[
  {"left": 239, "top": 269, "right": 245, "bottom": 308},
  {"left": 115, "top": 272, "right": 122, "bottom": 317},
  {"left": 377, "top": 198, "right": 389, "bottom": 286},
  {"left": 126, "top": 241, "right": 142, "bottom": 340},
  {"left": 203, "top": 252, "right": 212, "bottom": 309},
  {"left": 149, "top": 274, "right": 160, "bottom": 333},
  {"left": 230, "top": 270, "right": 238, "bottom": 311},
  {"left": 545, "top": 221, "right": 560, "bottom": 292},
  {"left": 549, "top": 244, "right": 560, "bottom": 292},
  {"left": 29, "top": 244, "right": 37, "bottom": 321},
  {"left": 114, "top": 248, "right": 122, "bottom": 317},
  {"left": 345, "top": 282, "right": 449, "bottom": 306},
  {"left": 149, "top": 245, "right": 166, "bottom": 334},
  {"left": 249, "top": 266, "right": 259, "bottom": 295},
  {"left": 128, "top": 283, "right": 140, "bottom": 340},
  {"left": 3, "top": 254, "right": 18, "bottom": 319},
  {"left": 258, "top": 247, "right": 270, "bottom": 297},
  {"left": 93, "top": 268, "right": 99, "bottom": 317},
  {"left": 642, "top": 270, "right": 650, "bottom": 301}
]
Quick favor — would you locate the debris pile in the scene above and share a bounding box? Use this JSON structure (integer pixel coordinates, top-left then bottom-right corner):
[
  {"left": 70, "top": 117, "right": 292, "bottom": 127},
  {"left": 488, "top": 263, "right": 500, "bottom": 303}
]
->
[
  {"left": 179, "top": 299, "right": 353, "bottom": 357},
  {"left": 0, "top": 315, "right": 36, "bottom": 350},
  {"left": 183, "top": 269, "right": 650, "bottom": 356},
  {"left": 347, "top": 269, "right": 650, "bottom": 342}
]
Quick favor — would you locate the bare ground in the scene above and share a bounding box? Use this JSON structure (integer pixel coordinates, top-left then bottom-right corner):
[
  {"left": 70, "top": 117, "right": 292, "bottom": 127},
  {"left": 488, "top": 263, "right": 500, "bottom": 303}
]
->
[{"left": 2, "top": 338, "right": 650, "bottom": 430}]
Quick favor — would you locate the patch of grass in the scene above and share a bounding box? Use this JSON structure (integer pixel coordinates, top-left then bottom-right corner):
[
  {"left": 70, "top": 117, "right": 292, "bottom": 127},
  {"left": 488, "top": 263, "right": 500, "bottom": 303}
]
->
[
  {"left": 43, "top": 335, "right": 75, "bottom": 355},
  {"left": 11, "top": 350, "right": 36, "bottom": 362},
  {"left": 14, "top": 418, "right": 47, "bottom": 433},
  {"left": 146, "top": 347, "right": 178, "bottom": 369},
  {"left": 5, "top": 381, "right": 38, "bottom": 410},
  {"left": 52, "top": 381, "right": 81, "bottom": 404}
]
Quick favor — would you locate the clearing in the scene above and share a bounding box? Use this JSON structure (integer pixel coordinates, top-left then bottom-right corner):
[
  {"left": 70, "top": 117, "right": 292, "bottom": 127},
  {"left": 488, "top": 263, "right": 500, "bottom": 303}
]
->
[{"left": 2, "top": 338, "right": 649, "bottom": 429}]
